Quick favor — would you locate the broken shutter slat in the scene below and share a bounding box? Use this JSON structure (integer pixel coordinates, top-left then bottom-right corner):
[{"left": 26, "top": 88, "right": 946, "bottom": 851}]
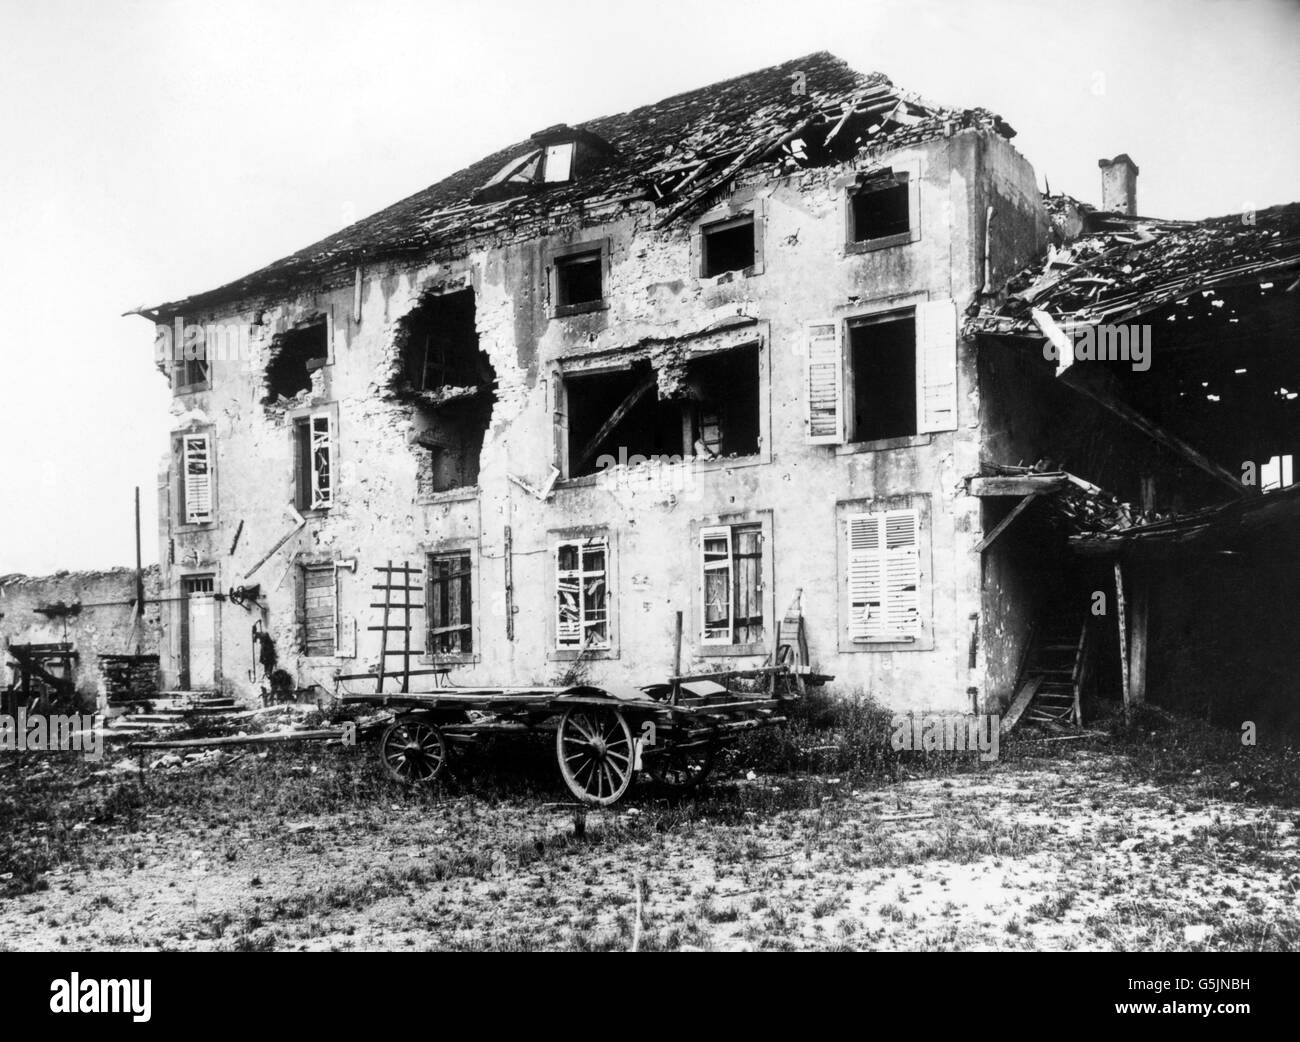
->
[
  {"left": 917, "top": 299, "right": 958, "bottom": 433},
  {"left": 183, "top": 433, "right": 213, "bottom": 524},
  {"left": 805, "top": 321, "right": 843, "bottom": 444}
]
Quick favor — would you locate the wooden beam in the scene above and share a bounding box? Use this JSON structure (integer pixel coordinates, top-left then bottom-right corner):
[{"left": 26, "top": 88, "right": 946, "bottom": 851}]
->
[
  {"left": 972, "top": 494, "right": 1038, "bottom": 553},
  {"left": 1114, "top": 561, "right": 1130, "bottom": 721},
  {"left": 1000, "top": 675, "right": 1044, "bottom": 735},
  {"left": 1128, "top": 569, "right": 1148, "bottom": 706},
  {"left": 969, "top": 475, "right": 1069, "bottom": 497},
  {"left": 1061, "top": 369, "right": 1244, "bottom": 496},
  {"left": 572, "top": 373, "right": 657, "bottom": 474}
]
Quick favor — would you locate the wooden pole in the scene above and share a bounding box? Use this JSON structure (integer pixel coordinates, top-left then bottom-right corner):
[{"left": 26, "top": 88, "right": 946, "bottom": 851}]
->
[
  {"left": 134, "top": 486, "right": 145, "bottom": 653},
  {"left": 672, "top": 610, "right": 683, "bottom": 704},
  {"left": 1128, "top": 568, "right": 1149, "bottom": 706},
  {"left": 1114, "top": 561, "right": 1130, "bottom": 721},
  {"left": 504, "top": 526, "right": 515, "bottom": 641}
]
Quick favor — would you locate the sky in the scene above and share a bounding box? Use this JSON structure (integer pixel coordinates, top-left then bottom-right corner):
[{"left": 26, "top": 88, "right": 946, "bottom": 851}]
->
[{"left": 0, "top": 0, "right": 1296, "bottom": 574}]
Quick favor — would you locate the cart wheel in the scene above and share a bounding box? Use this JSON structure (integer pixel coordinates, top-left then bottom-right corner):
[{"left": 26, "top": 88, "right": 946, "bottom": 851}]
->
[
  {"left": 650, "top": 739, "right": 716, "bottom": 789},
  {"left": 556, "top": 706, "right": 634, "bottom": 806},
  {"left": 379, "top": 717, "right": 446, "bottom": 785}
]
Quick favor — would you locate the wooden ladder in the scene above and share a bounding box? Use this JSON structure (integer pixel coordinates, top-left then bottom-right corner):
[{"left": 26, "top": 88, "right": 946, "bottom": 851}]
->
[{"left": 368, "top": 560, "right": 424, "bottom": 693}]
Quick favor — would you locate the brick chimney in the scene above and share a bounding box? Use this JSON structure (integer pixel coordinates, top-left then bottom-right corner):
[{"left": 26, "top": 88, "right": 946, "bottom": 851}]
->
[{"left": 1098, "top": 154, "right": 1139, "bottom": 216}]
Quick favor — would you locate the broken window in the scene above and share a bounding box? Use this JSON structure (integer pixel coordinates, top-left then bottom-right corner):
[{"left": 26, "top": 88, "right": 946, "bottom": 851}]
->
[
  {"left": 565, "top": 346, "right": 760, "bottom": 477},
  {"left": 176, "top": 352, "right": 210, "bottom": 391},
  {"left": 701, "top": 215, "right": 755, "bottom": 277},
  {"left": 555, "top": 249, "right": 603, "bottom": 309},
  {"left": 700, "top": 523, "right": 763, "bottom": 645},
  {"left": 294, "top": 412, "right": 333, "bottom": 510},
  {"left": 847, "top": 509, "right": 920, "bottom": 642},
  {"left": 301, "top": 563, "right": 337, "bottom": 656},
  {"left": 179, "top": 432, "right": 213, "bottom": 524},
  {"left": 392, "top": 289, "right": 496, "bottom": 494},
  {"left": 265, "top": 320, "right": 328, "bottom": 402},
  {"left": 427, "top": 551, "right": 473, "bottom": 656},
  {"left": 850, "top": 174, "right": 910, "bottom": 244},
  {"left": 849, "top": 313, "right": 917, "bottom": 442},
  {"left": 1262, "top": 454, "right": 1294, "bottom": 492},
  {"left": 556, "top": 538, "right": 609, "bottom": 651}
]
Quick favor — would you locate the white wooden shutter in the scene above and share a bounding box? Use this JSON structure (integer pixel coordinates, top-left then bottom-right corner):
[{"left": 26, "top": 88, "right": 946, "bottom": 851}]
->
[
  {"left": 805, "top": 321, "right": 843, "bottom": 444},
  {"left": 917, "top": 299, "right": 958, "bottom": 433},
  {"left": 847, "top": 509, "right": 920, "bottom": 641},
  {"left": 182, "top": 433, "right": 212, "bottom": 524},
  {"left": 310, "top": 414, "right": 332, "bottom": 508}
]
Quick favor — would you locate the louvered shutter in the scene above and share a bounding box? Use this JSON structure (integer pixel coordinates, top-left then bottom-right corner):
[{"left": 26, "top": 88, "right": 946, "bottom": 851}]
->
[
  {"left": 917, "top": 299, "right": 958, "bottom": 433},
  {"left": 182, "top": 433, "right": 212, "bottom": 524},
  {"left": 806, "top": 321, "right": 843, "bottom": 444},
  {"left": 847, "top": 509, "right": 920, "bottom": 641}
]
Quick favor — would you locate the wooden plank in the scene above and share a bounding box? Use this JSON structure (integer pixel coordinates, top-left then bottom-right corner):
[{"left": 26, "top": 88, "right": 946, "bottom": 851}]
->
[
  {"left": 968, "top": 475, "right": 1068, "bottom": 497},
  {"left": 1000, "top": 675, "right": 1044, "bottom": 735},
  {"left": 133, "top": 729, "right": 345, "bottom": 749},
  {"left": 1128, "top": 568, "right": 1148, "bottom": 706},
  {"left": 572, "top": 373, "right": 657, "bottom": 474},
  {"left": 1115, "top": 561, "right": 1130, "bottom": 720},
  {"left": 973, "top": 494, "right": 1039, "bottom": 554}
]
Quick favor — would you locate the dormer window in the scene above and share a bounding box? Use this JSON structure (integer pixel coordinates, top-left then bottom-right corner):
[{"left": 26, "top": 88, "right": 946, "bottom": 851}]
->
[{"left": 473, "top": 126, "right": 614, "bottom": 204}]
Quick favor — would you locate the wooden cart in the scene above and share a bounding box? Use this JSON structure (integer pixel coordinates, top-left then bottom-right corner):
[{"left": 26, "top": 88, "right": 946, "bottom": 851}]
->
[{"left": 336, "top": 664, "right": 830, "bottom": 806}]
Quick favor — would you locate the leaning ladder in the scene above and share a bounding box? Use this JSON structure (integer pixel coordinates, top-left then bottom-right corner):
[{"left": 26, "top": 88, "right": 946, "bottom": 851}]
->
[{"left": 369, "top": 560, "right": 424, "bottom": 693}]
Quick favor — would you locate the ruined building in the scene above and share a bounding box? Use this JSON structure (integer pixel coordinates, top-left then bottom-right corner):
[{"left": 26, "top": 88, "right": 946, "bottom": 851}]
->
[{"left": 131, "top": 53, "right": 1300, "bottom": 729}]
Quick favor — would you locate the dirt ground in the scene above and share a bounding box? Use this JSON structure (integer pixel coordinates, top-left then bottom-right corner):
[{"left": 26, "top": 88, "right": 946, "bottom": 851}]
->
[{"left": 1, "top": 721, "right": 1298, "bottom": 951}]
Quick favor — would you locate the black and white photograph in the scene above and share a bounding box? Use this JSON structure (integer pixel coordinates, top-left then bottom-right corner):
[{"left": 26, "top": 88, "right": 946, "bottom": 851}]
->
[{"left": 0, "top": 0, "right": 1297, "bottom": 981}]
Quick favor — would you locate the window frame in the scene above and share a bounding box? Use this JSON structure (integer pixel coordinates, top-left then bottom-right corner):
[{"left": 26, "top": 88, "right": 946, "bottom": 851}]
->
[
  {"left": 173, "top": 428, "right": 216, "bottom": 531},
  {"left": 423, "top": 545, "right": 480, "bottom": 665},
  {"left": 691, "top": 195, "right": 766, "bottom": 280},
  {"left": 691, "top": 511, "right": 774, "bottom": 658},
  {"left": 836, "top": 495, "right": 933, "bottom": 653},
  {"left": 547, "top": 527, "right": 618, "bottom": 661},
  {"left": 549, "top": 238, "right": 610, "bottom": 317},
  {"left": 289, "top": 404, "right": 338, "bottom": 515},
  {"left": 843, "top": 164, "right": 921, "bottom": 254}
]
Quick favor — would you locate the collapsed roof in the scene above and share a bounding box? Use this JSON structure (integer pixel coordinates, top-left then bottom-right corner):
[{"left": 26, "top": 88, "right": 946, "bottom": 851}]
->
[
  {"left": 138, "top": 51, "right": 1013, "bottom": 319},
  {"left": 970, "top": 199, "right": 1300, "bottom": 337}
]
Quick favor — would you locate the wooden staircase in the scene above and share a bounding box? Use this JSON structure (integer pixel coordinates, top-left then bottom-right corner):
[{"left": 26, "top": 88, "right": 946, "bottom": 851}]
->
[{"left": 1003, "top": 610, "right": 1089, "bottom": 731}]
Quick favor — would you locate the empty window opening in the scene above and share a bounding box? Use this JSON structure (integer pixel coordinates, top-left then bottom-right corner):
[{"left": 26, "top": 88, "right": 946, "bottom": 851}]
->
[
  {"left": 177, "top": 352, "right": 210, "bottom": 390},
  {"left": 851, "top": 179, "right": 910, "bottom": 243},
  {"left": 393, "top": 289, "right": 497, "bottom": 494},
  {"left": 849, "top": 315, "right": 917, "bottom": 443},
  {"left": 564, "top": 345, "right": 760, "bottom": 478},
  {"left": 701, "top": 523, "right": 764, "bottom": 646},
  {"left": 701, "top": 216, "right": 755, "bottom": 277},
  {"left": 264, "top": 321, "right": 327, "bottom": 403},
  {"left": 294, "top": 413, "right": 333, "bottom": 510},
  {"left": 1262, "top": 454, "right": 1294, "bottom": 492},
  {"left": 847, "top": 509, "right": 920, "bottom": 642},
  {"left": 682, "top": 346, "right": 761, "bottom": 458},
  {"left": 556, "top": 538, "right": 609, "bottom": 651},
  {"left": 555, "top": 250, "right": 603, "bottom": 308},
  {"left": 301, "top": 564, "right": 337, "bottom": 657},
  {"left": 427, "top": 551, "right": 472, "bottom": 656}
]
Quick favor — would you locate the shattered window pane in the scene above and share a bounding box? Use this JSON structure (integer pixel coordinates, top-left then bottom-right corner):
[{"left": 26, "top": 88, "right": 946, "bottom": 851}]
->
[{"left": 556, "top": 537, "right": 610, "bottom": 650}]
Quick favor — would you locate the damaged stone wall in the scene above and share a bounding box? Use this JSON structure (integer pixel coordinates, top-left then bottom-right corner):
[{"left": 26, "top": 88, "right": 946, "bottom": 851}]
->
[
  {"left": 155, "top": 126, "right": 1046, "bottom": 713},
  {"left": 0, "top": 566, "right": 162, "bottom": 707}
]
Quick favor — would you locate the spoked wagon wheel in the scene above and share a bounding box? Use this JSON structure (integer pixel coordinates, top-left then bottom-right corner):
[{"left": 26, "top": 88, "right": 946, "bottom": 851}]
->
[
  {"left": 650, "top": 738, "right": 716, "bottom": 789},
  {"left": 379, "top": 717, "right": 447, "bottom": 785},
  {"left": 556, "top": 705, "right": 634, "bottom": 806}
]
